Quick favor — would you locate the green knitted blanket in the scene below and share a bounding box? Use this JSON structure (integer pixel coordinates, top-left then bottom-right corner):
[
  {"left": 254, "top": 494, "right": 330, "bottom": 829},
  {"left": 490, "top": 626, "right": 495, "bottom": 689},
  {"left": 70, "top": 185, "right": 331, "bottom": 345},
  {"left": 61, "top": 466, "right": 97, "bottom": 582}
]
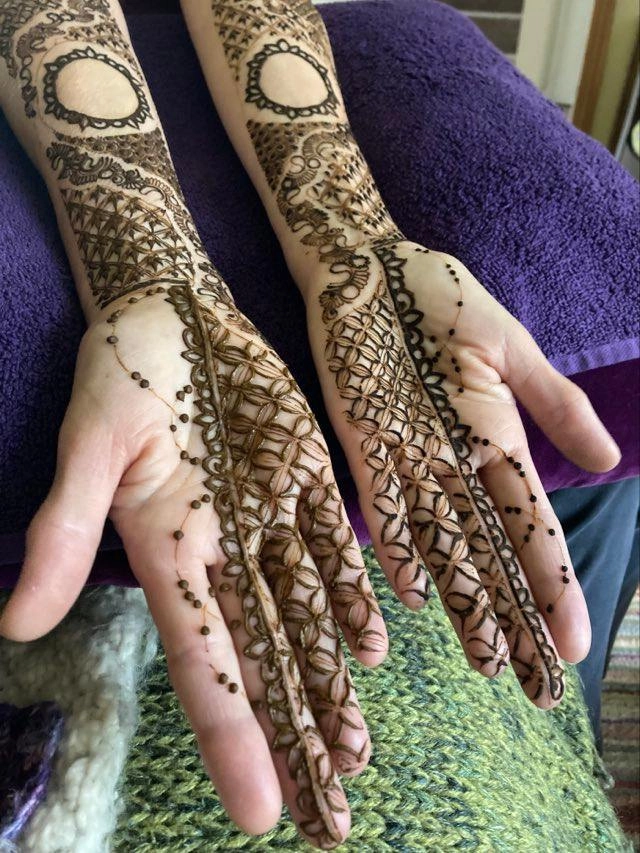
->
[{"left": 114, "top": 550, "right": 630, "bottom": 852}]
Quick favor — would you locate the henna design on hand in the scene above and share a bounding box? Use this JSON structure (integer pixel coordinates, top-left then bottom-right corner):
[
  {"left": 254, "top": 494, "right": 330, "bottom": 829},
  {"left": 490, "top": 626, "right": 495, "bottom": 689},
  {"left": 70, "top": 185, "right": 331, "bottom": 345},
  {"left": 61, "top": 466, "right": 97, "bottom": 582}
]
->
[{"left": 373, "top": 244, "right": 567, "bottom": 700}]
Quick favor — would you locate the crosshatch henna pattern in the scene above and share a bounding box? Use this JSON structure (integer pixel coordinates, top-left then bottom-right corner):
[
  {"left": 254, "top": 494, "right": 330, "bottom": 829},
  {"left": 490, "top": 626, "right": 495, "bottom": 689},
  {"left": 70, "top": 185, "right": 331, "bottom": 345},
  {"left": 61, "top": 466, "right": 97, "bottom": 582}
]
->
[
  {"left": 209, "top": 0, "right": 571, "bottom": 705},
  {"left": 0, "top": 1, "right": 389, "bottom": 847}
]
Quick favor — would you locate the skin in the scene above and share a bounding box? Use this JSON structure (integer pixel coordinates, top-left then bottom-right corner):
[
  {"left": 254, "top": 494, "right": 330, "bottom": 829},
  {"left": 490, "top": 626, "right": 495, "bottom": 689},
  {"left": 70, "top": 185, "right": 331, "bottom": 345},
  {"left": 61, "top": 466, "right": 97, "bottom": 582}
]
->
[{"left": 0, "top": 0, "right": 621, "bottom": 848}]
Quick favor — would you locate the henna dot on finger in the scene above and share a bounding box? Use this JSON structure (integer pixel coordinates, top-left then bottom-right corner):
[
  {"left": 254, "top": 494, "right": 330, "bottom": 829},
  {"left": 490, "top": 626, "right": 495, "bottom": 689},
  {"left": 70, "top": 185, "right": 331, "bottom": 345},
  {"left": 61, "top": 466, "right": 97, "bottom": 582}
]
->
[
  {"left": 548, "top": 528, "right": 556, "bottom": 536},
  {"left": 184, "top": 385, "right": 193, "bottom": 393},
  {"left": 169, "top": 424, "right": 177, "bottom": 432},
  {"left": 191, "top": 500, "right": 201, "bottom": 510},
  {"left": 200, "top": 626, "right": 211, "bottom": 636},
  {"left": 185, "top": 591, "right": 195, "bottom": 602},
  {"left": 140, "top": 379, "right": 150, "bottom": 388},
  {"left": 228, "top": 683, "right": 239, "bottom": 694},
  {"left": 193, "top": 599, "right": 202, "bottom": 609},
  {"left": 173, "top": 530, "right": 184, "bottom": 541},
  {"left": 190, "top": 457, "right": 199, "bottom": 465},
  {"left": 179, "top": 413, "right": 189, "bottom": 423},
  {"left": 218, "top": 672, "right": 229, "bottom": 685},
  {"left": 131, "top": 371, "right": 141, "bottom": 380},
  {"left": 561, "top": 564, "right": 569, "bottom": 572},
  {"left": 176, "top": 390, "right": 185, "bottom": 401},
  {"left": 180, "top": 451, "right": 189, "bottom": 460},
  {"left": 208, "top": 586, "right": 216, "bottom": 598},
  {"left": 106, "top": 335, "right": 118, "bottom": 344},
  {"left": 178, "top": 579, "right": 189, "bottom": 590},
  {"left": 201, "top": 494, "right": 211, "bottom": 503}
]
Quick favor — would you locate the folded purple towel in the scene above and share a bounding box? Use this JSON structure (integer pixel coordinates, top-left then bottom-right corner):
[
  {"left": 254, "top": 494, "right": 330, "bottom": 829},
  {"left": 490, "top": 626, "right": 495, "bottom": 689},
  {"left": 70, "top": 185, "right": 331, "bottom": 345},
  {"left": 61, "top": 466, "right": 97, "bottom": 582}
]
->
[{"left": 1, "top": 0, "right": 638, "bottom": 583}]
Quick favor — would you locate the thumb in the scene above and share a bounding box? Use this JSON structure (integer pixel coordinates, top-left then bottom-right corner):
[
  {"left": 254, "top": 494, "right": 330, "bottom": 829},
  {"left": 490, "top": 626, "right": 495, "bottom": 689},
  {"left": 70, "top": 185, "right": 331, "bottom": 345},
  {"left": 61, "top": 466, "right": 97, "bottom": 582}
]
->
[
  {"left": 503, "top": 321, "right": 621, "bottom": 473},
  {"left": 0, "top": 405, "right": 123, "bottom": 641}
]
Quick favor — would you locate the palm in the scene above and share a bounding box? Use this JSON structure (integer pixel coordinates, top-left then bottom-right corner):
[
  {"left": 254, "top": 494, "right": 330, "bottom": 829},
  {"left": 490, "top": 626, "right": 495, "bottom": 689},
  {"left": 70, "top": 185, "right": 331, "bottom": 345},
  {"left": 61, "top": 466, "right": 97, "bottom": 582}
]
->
[{"left": 308, "top": 238, "right": 619, "bottom": 709}]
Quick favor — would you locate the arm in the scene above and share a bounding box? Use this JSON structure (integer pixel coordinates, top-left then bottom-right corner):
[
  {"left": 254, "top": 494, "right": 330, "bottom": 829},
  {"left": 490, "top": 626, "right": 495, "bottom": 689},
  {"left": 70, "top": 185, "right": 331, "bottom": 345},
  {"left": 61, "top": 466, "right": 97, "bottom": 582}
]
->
[
  {"left": 180, "top": 0, "right": 621, "bottom": 708},
  {"left": 0, "top": 3, "right": 388, "bottom": 847}
]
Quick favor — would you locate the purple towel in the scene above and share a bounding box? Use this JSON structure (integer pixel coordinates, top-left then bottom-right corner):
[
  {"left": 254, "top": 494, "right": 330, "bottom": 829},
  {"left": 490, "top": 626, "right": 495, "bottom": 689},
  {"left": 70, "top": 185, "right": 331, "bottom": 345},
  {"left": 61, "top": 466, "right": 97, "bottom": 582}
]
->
[{"left": 1, "top": 0, "right": 638, "bottom": 585}]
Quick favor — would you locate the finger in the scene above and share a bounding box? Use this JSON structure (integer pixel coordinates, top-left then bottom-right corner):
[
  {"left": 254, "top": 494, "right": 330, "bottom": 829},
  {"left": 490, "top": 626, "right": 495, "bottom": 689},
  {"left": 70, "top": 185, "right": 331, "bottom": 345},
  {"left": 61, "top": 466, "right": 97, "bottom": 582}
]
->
[
  {"left": 391, "top": 443, "right": 511, "bottom": 679},
  {"left": 298, "top": 473, "right": 388, "bottom": 667},
  {"left": 434, "top": 440, "right": 568, "bottom": 709},
  {"left": 504, "top": 324, "right": 620, "bottom": 473},
  {"left": 478, "top": 436, "right": 591, "bottom": 667},
  {"left": 262, "top": 529, "right": 371, "bottom": 778},
  {"left": 208, "top": 542, "right": 351, "bottom": 848},
  {"left": 135, "top": 550, "right": 283, "bottom": 836},
  {"left": 345, "top": 434, "right": 429, "bottom": 610},
  {"left": 0, "top": 409, "right": 123, "bottom": 641}
]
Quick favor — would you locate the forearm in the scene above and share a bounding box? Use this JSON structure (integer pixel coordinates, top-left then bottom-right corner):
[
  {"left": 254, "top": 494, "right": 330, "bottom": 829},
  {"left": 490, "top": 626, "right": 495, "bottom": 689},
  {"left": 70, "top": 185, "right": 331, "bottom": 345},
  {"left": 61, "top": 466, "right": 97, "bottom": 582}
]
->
[
  {"left": 180, "top": 0, "right": 401, "bottom": 312},
  {"left": 0, "top": 0, "right": 223, "bottom": 324}
]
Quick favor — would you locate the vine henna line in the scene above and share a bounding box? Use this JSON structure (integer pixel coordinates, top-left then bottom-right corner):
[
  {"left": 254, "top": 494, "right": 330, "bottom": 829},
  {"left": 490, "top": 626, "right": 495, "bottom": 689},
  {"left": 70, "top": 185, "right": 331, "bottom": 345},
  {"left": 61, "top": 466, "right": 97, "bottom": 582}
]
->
[
  {"left": 211, "top": 0, "right": 333, "bottom": 81},
  {"left": 245, "top": 39, "right": 338, "bottom": 120}
]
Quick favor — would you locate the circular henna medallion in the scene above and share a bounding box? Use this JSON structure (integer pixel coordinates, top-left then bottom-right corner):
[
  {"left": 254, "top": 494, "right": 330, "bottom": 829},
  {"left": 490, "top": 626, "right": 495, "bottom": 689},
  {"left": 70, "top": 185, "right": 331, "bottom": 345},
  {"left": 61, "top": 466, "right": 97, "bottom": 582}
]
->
[
  {"left": 245, "top": 40, "right": 338, "bottom": 120},
  {"left": 42, "top": 46, "right": 150, "bottom": 130}
]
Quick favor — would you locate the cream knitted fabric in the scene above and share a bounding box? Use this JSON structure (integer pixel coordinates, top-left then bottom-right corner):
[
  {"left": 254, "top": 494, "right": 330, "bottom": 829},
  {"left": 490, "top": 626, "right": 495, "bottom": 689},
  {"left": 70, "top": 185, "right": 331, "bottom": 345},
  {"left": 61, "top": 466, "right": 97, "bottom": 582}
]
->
[{"left": 0, "top": 586, "right": 157, "bottom": 853}]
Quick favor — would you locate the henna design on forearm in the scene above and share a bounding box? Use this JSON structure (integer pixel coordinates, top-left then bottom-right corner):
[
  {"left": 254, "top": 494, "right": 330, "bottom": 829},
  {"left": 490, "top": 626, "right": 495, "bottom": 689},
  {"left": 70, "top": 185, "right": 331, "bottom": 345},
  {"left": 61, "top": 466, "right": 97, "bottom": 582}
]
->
[{"left": 248, "top": 119, "right": 401, "bottom": 318}]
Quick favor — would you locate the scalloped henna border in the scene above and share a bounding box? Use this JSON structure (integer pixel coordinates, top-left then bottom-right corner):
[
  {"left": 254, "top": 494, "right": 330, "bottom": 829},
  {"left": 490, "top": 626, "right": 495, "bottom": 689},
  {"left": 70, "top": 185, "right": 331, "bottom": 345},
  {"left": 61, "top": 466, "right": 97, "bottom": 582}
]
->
[{"left": 42, "top": 45, "right": 150, "bottom": 130}]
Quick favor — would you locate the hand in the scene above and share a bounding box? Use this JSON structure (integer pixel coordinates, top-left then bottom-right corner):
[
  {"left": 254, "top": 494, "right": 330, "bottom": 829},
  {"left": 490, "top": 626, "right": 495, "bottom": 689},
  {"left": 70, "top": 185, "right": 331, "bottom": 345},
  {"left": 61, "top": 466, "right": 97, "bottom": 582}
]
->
[
  {"left": 306, "top": 238, "right": 620, "bottom": 710},
  {"left": 0, "top": 280, "right": 388, "bottom": 849}
]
